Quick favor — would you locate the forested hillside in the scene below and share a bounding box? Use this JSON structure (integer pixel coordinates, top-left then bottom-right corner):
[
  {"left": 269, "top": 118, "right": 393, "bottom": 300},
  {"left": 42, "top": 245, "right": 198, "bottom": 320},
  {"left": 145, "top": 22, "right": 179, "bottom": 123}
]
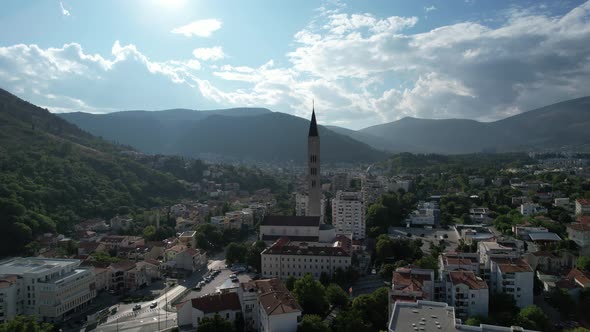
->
[{"left": 0, "top": 89, "right": 187, "bottom": 256}]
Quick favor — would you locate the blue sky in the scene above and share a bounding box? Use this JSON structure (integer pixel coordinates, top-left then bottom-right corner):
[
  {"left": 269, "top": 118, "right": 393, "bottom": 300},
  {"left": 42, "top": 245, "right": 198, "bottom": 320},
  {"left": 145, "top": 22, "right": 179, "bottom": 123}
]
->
[{"left": 0, "top": 0, "right": 589, "bottom": 129}]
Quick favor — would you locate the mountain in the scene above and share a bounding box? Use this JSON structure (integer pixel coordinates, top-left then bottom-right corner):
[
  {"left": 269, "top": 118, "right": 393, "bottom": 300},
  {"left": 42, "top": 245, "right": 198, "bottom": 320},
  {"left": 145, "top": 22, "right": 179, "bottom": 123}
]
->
[
  {"left": 357, "top": 97, "right": 590, "bottom": 154},
  {"left": 60, "top": 107, "right": 272, "bottom": 154},
  {"left": 60, "top": 109, "right": 386, "bottom": 163},
  {"left": 0, "top": 88, "right": 187, "bottom": 256}
]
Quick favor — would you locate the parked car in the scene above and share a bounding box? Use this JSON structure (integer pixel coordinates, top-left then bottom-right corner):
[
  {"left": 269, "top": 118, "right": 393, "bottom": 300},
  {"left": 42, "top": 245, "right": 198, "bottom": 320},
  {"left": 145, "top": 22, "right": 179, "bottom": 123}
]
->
[
  {"left": 133, "top": 304, "right": 141, "bottom": 311},
  {"left": 194, "top": 284, "right": 202, "bottom": 291},
  {"left": 150, "top": 302, "right": 158, "bottom": 309}
]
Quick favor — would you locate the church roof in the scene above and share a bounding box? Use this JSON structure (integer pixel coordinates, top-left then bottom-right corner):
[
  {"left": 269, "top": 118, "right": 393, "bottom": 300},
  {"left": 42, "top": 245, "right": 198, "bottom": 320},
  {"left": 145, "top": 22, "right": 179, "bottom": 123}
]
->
[{"left": 308, "top": 110, "right": 318, "bottom": 137}]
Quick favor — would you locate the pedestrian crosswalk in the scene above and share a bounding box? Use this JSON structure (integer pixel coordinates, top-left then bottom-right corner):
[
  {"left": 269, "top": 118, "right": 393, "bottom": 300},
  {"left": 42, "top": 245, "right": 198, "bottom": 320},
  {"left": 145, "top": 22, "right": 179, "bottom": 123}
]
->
[{"left": 107, "top": 308, "right": 162, "bottom": 322}]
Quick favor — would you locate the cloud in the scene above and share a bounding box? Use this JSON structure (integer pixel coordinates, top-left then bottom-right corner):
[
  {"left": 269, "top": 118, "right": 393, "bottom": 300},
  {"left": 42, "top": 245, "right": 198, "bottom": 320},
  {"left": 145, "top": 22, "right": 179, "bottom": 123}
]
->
[
  {"left": 171, "top": 19, "right": 222, "bottom": 37},
  {"left": 424, "top": 5, "right": 437, "bottom": 12},
  {"left": 192, "top": 47, "right": 225, "bottom": 61},
  {"left": 60, "top": 2, "right": 70, "bottom": 16}
]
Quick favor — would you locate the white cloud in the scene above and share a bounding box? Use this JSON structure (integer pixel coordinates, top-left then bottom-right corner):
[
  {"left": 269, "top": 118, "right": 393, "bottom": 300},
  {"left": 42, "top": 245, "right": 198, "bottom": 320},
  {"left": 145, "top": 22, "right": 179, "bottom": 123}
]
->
[
  {"left": 171, "top": 19, "right": 222, "bottom": 37},
  {"left": 60, "top": 2, "right": 70, "bottom": 16},
  {"left": 192, "top": 47, "right": 225, "bottom": 61},
  {"left": 424, "top": 5, "right": 437, "bottom": 12}
]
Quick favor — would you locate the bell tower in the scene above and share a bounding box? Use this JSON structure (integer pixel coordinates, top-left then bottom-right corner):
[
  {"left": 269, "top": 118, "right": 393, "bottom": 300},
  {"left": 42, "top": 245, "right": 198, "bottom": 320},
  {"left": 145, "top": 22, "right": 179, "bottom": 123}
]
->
[{"left": 307, "top": 101, "right": 321, "bottom": 217}]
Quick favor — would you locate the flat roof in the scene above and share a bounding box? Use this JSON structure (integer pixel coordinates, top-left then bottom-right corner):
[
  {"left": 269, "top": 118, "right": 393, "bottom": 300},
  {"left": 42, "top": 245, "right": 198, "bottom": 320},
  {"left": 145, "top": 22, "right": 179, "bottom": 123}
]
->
[
  {"left": 261, "top": 216, "right": 320, "bottom": 227},
  {"left": 0, "top": 257, "right": 79, "bottom": 276},
  {"left": 389, "top": 301, "right": 456, "bottom": 332},
  {"left": 528, "top": 232, "right": 561, "bottom": 242}
]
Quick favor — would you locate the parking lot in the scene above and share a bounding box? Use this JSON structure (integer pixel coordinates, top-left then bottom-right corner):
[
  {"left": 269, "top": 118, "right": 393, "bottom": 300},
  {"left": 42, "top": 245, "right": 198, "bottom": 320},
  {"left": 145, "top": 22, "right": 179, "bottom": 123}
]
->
[
  {"left": 181, "top": 265, "right": 253, "bottom": 302},
  {"left": 389, "top": 226, "right": 460, "bottom": 253}
]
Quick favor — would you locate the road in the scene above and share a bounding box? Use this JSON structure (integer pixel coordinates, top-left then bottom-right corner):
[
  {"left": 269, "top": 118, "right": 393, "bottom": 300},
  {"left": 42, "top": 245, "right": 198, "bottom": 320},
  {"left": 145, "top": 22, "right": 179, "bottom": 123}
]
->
[{"left": 91, "top": 258, "right": 228, "bottom": 332}]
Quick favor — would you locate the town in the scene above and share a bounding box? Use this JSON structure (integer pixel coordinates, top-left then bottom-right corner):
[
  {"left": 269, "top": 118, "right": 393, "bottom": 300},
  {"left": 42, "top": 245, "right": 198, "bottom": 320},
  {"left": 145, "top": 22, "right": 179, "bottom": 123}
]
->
[{"left": 1, "top": 109, "right": 590, "bottom": 332}]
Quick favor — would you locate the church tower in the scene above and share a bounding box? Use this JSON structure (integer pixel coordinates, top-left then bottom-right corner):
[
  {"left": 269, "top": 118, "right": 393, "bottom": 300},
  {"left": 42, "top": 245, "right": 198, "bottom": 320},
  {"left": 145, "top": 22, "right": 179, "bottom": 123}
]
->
[{"left": 307, "top": 102, "right": 321, "bottom": 217}]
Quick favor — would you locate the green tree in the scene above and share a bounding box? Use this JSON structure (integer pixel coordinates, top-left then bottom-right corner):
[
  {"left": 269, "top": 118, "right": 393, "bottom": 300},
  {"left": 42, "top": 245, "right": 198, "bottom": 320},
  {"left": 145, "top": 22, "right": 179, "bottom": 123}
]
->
[
  {"left": 489, "top": 293, "right": 518, "bottom": 327},
  {"left": 330, "top": 309, "right": 369, "bottom": 332},
  {"left": 415, "top": 255, "right": 438, "bottom": 271},
  {"left": 515, "top": 305, "right": 551, "bottom": 332},
  {"left": 142, "top": 225, "right": 156, "bottom": 240},
  {"left": 0, "top": 315, "right": 55, "bottom": 332},
  {"left": 197, "top": 314, "right": 234, "bottom": 332},
  {"left": 246, "top": 241, "right": 267, "bottom": 272},
  {"left": 293, "top": 274, "right": 329, "bottom": 315},
  {"left": 298, "top": 314, "right": 331, "bottom": 332},
  {"left": 225, "top": 242, "right": 246, "bottom": 264},
  {"left": 576, "top": 256, "right": 590, "bottom": 271},
  {"left": 351, "top": 287, "right": 389, "bottom": 331},
  {"left": 380, "top": 264, "right": 396, "bottom": 280},
  {"left": 286, "top": 275, "right": 297, "bottom": 291},
  {"left": 326, "top": 283, "right": 349, "bottom": 308},
  {"left": 464, "top": 317, "right": 481, "bottom": 326}
]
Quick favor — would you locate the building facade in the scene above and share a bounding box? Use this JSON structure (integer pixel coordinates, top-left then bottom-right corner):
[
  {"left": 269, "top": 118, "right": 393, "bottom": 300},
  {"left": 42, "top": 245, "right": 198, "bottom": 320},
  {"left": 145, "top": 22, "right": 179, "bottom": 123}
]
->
[
  {"left": 0, "top": 257, "right": 96, "bottom": 323},
  {"left": 332, "top": 191, "right": 366, "bottom": 240}
]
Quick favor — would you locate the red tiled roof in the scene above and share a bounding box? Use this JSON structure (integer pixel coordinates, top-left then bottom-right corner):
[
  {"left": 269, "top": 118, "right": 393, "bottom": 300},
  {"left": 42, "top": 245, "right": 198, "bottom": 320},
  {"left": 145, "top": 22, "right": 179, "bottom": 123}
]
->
[
  {"left": 392, "top": 268, "right": 432, "bottom": 297},
  {"left": 263, "top": 237, "right": 351, "bottom": 257},
  {"left": 568, "top": 223, "right": 590, "bottom": 232},
  {"left": 110, "top": 261, "right": 136, "bottom": 271},
  {"left": 492, "top": 258, "right": 532, "bottom": 273},
  {"left": 191, "top": 292, "right": 241, "bottom": 313},
  {"left": 449, "top": 271, "right": 488, "bottom": 290},
  {"left": 577, "top": 216, "right": 590, "bottom": 225},
  {"left": 566, "top": 268, "right": 590, "bottom": 286},
  {"left": 576, "top": 199, "right": 590, "bottom": 206}
]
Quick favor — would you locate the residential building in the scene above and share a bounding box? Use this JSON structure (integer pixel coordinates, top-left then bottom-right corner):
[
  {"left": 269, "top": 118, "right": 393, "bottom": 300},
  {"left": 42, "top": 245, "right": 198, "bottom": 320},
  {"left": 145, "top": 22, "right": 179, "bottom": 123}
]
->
[
  {"left": 489, "top": 258, "right": 533, "bottom": 308},
  {"left": 295, "top": 193, "right": 326, "bottom": 224},
  {"left": 0, "top": 257, "right": 96, "bottom": 323},
  {"left": 478, "top": 241, "right": 520, "bottom": 270},
  {"left": 239, "top": 278, "right": 302, "bottom": 332},
  {"left": 387, "top": 300, "right": 537, "bottom": 332},
  {"left": 178, "top": 231, "right": 197, "bottom": 249},
  {"left": 439, "top": 252, "right": 480, "bottom": 280},
  {"left": 443, "top": 270, "right": 488, "bottom": 319},
  {"left": 177, "top": 292, "right": 242, "bottom": 329},
  {"left": 389, "top": 268, "right": 435, "bottom": 313},
  {"left": 110, "top": 215, "right": 133, "bottom": 232},
  {"left": 512, "top": 225, "right": 548, "bottom": 239},
  {"left": 520, "top": 203, "right": 548, "bottom": 216},
  {"left": 567, "top": 223, "right": 590, "bottom": 247},
  {"left": 109, "top": 261, "right": 149, "bottom": 292},
  {"left": 468, "top": 176, "right": 485, "bottom": 187},
  {"left": 575, "top": 199, "right": 590, "bottom": 216},
  {"left": 523, "top": 251, "right": 575, "bottom": 274},
  {"left": 554, "top": 198, "right": 570, "bottom": 209},
  {"left": 173, "top": 248, "right": 207, "bottom": 272},
  {"left": 74, "top": 219, "right": 109, "bottom": 232},
  {"left": 332, "top": 191, "right": 365, "bottom": 240},
  {"left": 406, "top": 201, "right": 440, "bottom": 226},
  {"left": 469, "top": 207, "right": 492, "bottom": 223},
  {"left": 361, "top": 175, "right": 385, "bottom": 206},
  {"left": 99, "top": 236, "right": 144, "bottom": 251},
  {"left": 261, "top": 236, "right": 352, "bottom": 279}
]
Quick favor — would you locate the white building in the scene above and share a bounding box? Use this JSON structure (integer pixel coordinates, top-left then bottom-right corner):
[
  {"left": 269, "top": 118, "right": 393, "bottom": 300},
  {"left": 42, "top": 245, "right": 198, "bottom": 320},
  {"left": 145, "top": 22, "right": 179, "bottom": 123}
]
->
[
  {"left": 361, "top": 175, "right": 385, "bottom": 206},
  {"left": 443, "top": 270, "right": 488, "bottom": 319},
  {"left": 489, "top": 258, "right": 533, "bottom": 308},
  {"left": 439, "top": 253, "right": 480, "bottom": 280},
  {"left": 519, "top": 203, "right": 548, "bottom": 216},
  {"left": 478, "top": 241, "right": 520, "bottom": 270},
  {"left": 567, "top": 223, "right": 590, "bottom": 247},
  {"left": 0, "top": 257, "right": 96, "bottom": 323},
  {"left": 554, "top": 197, "right": 570, "bottom": 209},
  {"left": 387, "top": 300, "right": 537, "bottom": 332},
  {"left": 575, "top": 199, "right": 590, "bottom": 216},
  {"left": 174, "top": 248, "right": 207, "bottom": 272},
  {"left": 407, "top": 202, "right": 440, "bottom": 226},
  {"left": 177, "top": 292, "right": 242, "bottom": 329},
  {"left": 239, "top": 279, "right": 302, "bottom": 332},
  {"left": 332, "top": 191, "right": 365, "bottom": 240},
  {"left": 261, "top": 236, "right": 352, "bottom": 279}
]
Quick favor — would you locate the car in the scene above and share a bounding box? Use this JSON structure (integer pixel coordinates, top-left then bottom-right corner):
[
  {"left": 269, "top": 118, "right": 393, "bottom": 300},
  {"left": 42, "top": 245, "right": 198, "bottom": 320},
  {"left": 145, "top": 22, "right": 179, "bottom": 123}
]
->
[
  {"left": 194, "top": 285, "right": 202, "bottom": 291},
  {"left": 133, "top": 304, "right": 141, "bottom": 311},
  {"left": 231, "top": 278, "right": 239, "bottom": 283},
  {"left": 150, "top": 302, "right": 158, "bottom": 308},
  {"left": 110, "top": 307, "right": 118, "bottom": 314}
]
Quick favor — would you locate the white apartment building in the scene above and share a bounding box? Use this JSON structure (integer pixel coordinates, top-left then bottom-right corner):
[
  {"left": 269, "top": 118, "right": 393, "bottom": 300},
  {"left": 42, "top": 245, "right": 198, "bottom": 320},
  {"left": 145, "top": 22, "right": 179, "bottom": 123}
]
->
[
  {"left": 261, "top": 236, "right": 352, "bottom": 279},
  {"left": 519, "top": 203, "right": 548, "bottom": 216},
  {"left": 567, "top": 223, "right": 590, "bottom": 247},
  {"left": 575, "top": 199, "right": 590, "bottom": 216},
  {"left": 0, "top": 257, "right": 96, "bottom": 323},
  {"left": 332, "top": 191, "right": 366, "bottom": 240},
  {"left": 361, "top": 175, "right": 385, "bottom": 206},
  {"left": 489, "top": 258, "right": 533, "bottom": 308},
  {"left": 439, "top": 252, "right": 480, "bottom": 280},
  {"left": 239, "top": 279, "right": 302, "bottom": 332},
  {"left": 478, "top": 241, "right": 520, "bottom": 270},
  {"left": 444, "top": 271, "right": 488, "bottom": 319},
  {"left": 554, "top": 197, "right": 570, "bottom": 209}
]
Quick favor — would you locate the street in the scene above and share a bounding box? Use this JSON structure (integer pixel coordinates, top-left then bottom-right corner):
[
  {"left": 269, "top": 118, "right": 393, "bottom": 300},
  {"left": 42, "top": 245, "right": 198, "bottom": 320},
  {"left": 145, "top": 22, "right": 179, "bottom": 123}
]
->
[{"left": 90, "top": 258, "right": 231, "bottom": 332}]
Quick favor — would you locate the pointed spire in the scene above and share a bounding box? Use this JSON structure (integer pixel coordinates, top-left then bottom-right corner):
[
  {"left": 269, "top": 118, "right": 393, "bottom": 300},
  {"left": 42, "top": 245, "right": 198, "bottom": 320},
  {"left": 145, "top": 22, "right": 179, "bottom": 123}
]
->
[{"left": 308, "top": 100, "right": 318, "bottom": 137}]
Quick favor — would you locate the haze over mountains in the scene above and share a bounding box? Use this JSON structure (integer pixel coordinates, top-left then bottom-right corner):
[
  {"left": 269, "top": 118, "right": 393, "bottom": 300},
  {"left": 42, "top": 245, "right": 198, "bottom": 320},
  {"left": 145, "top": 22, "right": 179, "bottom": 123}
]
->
[
  {"left": 59, "top": 96, "right": 590, "bottom": 159},
  {"left": 60, "top": 108, "right": 387, "bottom": 163}
]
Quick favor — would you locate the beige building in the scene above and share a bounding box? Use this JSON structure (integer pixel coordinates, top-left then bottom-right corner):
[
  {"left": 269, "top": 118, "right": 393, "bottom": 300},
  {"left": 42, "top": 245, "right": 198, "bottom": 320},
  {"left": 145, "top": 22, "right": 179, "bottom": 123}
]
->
[
  {"left": 0, "top": 257, "right": 96, "bottom": 323},
  {"left": 261, "top": 236, "right": 352, "bottom": 279},
  {"left": 332, "top": 191, "right": 366, "bottom": 240}
]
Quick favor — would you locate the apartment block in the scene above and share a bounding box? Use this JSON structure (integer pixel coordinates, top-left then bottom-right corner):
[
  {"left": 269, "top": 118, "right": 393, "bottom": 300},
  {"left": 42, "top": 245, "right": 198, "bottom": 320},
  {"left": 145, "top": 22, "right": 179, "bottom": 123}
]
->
[{"left": 332, "top": 191, "right": 366, "bottom": 240}]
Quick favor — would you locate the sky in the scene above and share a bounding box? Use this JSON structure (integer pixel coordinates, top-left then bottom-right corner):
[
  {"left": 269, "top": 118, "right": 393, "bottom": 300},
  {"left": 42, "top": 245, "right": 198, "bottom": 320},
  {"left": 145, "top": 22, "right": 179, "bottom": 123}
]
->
[{"left": 0, "top": 0, "right": 589, "bottom": 129}]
